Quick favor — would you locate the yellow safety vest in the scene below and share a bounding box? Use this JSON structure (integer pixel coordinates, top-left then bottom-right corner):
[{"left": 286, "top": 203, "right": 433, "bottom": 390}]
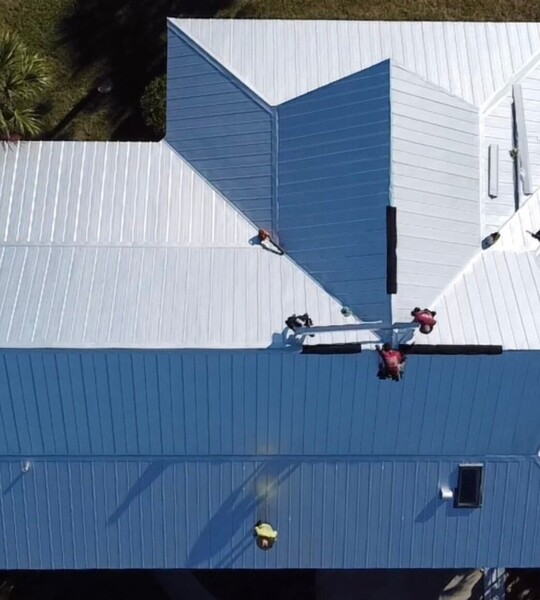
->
[{"left": 255, "top": 523, "right": 278, "bottom": 540}]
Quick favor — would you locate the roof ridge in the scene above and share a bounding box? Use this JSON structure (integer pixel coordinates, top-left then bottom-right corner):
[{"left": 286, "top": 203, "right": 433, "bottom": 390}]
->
[
  {"left": 481, "top": 47, "right": 540, "bottom": 115},
  {"left": 417, "top": 187, "right": 540, "bottom": 347},
  {"left": 390, "top": 60, "right": 479, "bottom": 111},
  {"left": 168, "top": 19, "right": 274, "bottom": 111}
]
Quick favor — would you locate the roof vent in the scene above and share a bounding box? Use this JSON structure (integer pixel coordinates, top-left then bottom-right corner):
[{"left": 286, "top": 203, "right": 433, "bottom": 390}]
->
[
  {"left": 488, "top": 144, "right": 499, "bottom": 198},
  {"left": 439, "top": 486, "right": 454, "bottom": 501},
  {"left": 454, "top": 464, "right": 484, "bottom": 509}
]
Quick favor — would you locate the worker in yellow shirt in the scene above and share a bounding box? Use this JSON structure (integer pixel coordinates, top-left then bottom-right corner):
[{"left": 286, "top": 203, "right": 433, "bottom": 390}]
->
[{"left": 254, "top": 520, "right": 278, "bottom": 550}]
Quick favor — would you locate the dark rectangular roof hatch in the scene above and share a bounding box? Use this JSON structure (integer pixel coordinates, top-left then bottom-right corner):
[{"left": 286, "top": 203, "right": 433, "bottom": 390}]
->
[{"left": 455, "top": 464, "right": 484, "bottom": 509}]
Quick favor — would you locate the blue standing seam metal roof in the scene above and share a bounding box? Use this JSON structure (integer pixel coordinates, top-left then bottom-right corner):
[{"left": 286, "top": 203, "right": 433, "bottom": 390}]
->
[
  {"left": 277, "top": 62, "right": 391, "bottom": 322},
  {"left": 2, "top": 18, "right": 540, "bottom": 572},
  {"left": 0, "top": 350, "right": 539, "bottom": 458},
  {"left": 0, "top": 350, "right": 540, "bottom": 568},
  {"left": 1, "top": 457, "right": 539, "bottom": 569}
]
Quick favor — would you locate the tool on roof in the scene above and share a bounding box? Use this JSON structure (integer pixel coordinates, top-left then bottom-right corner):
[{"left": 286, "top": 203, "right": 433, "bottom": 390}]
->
[
  {"left": 482, "top": 231, "right": 501, "bottom": 249},
  {"left": 411, "top": 308, "right": 437, "bottom": 335},
  {"left": 258, "top": 229, "right": 284, "bottom": 255},
  {"left": 527, "top": 229, "right": 540, "bottom": 242}
]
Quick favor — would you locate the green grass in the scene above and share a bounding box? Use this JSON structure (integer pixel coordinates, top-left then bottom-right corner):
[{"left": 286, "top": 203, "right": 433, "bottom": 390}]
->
[
  {"left": 1, "top": 0, "right": 112, "bottom": 140},
  {"left": 220, "top": 0, "right": 540, "bottom": 20},
  {"left": 2, "top": 0, "right": 540, "bottom": 141}
]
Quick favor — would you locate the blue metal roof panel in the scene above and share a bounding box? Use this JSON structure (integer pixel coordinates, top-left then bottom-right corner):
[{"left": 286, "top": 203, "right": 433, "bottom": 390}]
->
[
  {"left": 166, "top": 26, "right": 275, "bottom": 230},
  {"left": 1, "top": 457, "right": 539, "bottom": 569},
  {"left": 1, "top": 350, "right": 540, "bottom": 458},
  {"left": 277, "top": 61, "right": 392, "bottom": 322}
]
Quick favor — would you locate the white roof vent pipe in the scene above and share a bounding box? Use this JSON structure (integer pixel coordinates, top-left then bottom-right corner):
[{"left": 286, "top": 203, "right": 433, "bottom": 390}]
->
[{"left": 440, "top": 486, "right": 454, "bottom": 501}]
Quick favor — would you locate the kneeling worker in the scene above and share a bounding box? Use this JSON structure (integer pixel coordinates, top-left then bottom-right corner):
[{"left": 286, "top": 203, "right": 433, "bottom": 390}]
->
[
  {"left": 376, "top": 343, "right": 406, "bottom": 382},
  {"left": 254, "top": 520, "right": 278, "bottom": 550},
  {"left": 411, "top": 307, "right": 437, "bottom": 334}
]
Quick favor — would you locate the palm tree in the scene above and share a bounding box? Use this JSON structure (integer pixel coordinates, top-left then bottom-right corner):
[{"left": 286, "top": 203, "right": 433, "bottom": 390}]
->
[{"left": 0, "top": 31, "right": 48, "bottom": 140}]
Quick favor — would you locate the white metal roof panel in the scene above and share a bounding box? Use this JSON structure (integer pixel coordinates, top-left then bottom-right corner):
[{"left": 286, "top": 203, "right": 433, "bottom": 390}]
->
[
  {"left": 172, "top": 19, "right": 540, "bottom": 107},
  {"left": 390, "top": 64, "right": 480, "bottom": 321},
  {"left": 420, "top": 191, "right": 540, "bottom": 349},
  {"left": 482, "top": 96, "right": 516, "bottom": 236},
  {"left": 0, "top": 141, "right": 255, "bottom": 247},
  {"left": 481, "top": 58, "right": 540, "bottom": 237},
  {"left": 0, "top": 245, "right": 373, "bottom": 348},
  {"left": 0, "top": 141, "right": 374, "bottom": 348}
]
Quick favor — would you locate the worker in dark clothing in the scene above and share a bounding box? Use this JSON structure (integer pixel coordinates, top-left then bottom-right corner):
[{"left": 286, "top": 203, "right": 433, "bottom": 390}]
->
[
  {"left": 376, "top": 343, "right": 406, "bottom": 382},
  {"left": 285, "top": 313, "right": 314, "bottom": 335},
  {"left": 411, "top": 307, "right": 437, "bottom": 334}
]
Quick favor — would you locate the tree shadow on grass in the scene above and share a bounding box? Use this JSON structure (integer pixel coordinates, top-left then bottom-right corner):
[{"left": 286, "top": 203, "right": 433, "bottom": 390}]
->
[{"left": 59, "top": 0, "right": 234, "bottom": 140}]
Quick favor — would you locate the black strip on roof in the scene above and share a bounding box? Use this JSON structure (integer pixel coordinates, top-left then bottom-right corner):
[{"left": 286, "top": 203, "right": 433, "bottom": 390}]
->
[
  {"left": 399, "top": 344, "right": 503, "bottom": 355},
  {"left": 386, "top": 206, "right": 397, "bottom": 294},
  {"left": 302, "top": 343, "right": 363, "bottom": 355}
]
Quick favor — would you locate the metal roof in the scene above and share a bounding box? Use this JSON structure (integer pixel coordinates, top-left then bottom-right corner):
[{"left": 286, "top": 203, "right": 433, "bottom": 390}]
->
[
  {"left": 165, "top": 24, "right": 486, "bottom": 325},
  {"left": 172, "top": 19, "right": 540, "bottom": 107},
  {"left": 390, "top": 64, "right": 480, "bottom": 321},
  {"left": 1, "top": 456, "right": 539, "bottom": 569},
  {"left": 0, "top": 141, "right": 374, "bottom": 348},
  {"left": 482, "top": 59, "right": 540, "bottom": 236},
  {"left": 167, "top": 18, "right": 540, "bottom": 346},
  {"left": 166, "top": 27, "right": 275, "bottom": 231},
  {"left": 0, "top": 349, "right": 540, "bottom": 569},
  {"left": 0, "top": 141, "right": 254, "bottom": 247},
  {"left": 2, "top": 19, "right": 540, "bottom": 572},
  {"left": 424, "top": 191, "right": 540, "bottom": 349},
  {"left": 2, "top": 21, "right": 539, "bottom": 345},
  {"left": 0, "top": 349, "right": 538, "bottom": 460},
  {"left": 277, "top": 60, "right": 392, "bottom": 321}
]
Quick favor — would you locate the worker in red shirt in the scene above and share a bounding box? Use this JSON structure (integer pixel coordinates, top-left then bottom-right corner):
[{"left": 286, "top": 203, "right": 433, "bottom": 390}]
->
[
  {"left": 411, "top": 307, "right": 437, "bottom": 334},
  {"left": 376, "top": 343, "right": 406, "bottom": 382}
]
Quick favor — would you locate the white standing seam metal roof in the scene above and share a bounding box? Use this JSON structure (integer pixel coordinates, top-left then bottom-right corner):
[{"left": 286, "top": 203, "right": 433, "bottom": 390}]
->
[
  {"left": 419, "top": 190, "right": 540, "bottom": 349},
  {"left": 169, "top": 19, "right": 540, "bottom": 349},
  {"left": 482, "top": 58, "right": 540, "bottom": 237},
  {"left": 389, "top": 64, "right": 480, "bottom": 322},
  {"left": 0, "top": 141, "right": 374, "bottom": 348},
  {"left": 2, "top": 20, "right": 540, "bottom": 349},
  {"left": 172, "top": 19, "right": 540, "bottom": 107}
]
